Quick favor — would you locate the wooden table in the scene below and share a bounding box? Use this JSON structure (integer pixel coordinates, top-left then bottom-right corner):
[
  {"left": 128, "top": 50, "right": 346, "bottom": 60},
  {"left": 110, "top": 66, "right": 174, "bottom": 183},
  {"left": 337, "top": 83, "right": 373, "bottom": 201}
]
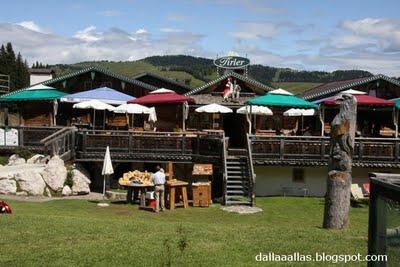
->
[
  {"left": 121, "top": 183, "right": 154, "bottom": 208},
  {"left": 166, "top": 181, "right": 189, "bottom": 209}
]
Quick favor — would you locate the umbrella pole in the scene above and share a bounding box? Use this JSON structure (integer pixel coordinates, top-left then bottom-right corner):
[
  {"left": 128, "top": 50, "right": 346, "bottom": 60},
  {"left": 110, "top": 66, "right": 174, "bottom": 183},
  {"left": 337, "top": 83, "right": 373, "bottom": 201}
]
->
[
  {"left": 301, "top": 115, "right": 304, "bottom": 134},
  {"left": 93, "top": 110, "right": 96, "bottom": 129},
  {"left": 103, "top": 174, "right": 106, "bottom": 200},
  {"left": 103, "top": 110, "right": 106, "bottom": 129},
  {"left": 182, "top": 103, "right": 185, "bottom": 131}
]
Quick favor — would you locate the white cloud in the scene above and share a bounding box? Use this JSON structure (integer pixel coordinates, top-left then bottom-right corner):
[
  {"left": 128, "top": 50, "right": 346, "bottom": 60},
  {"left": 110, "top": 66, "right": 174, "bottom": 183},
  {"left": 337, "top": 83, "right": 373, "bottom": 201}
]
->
[
  {"left": 160, "top": 28, "right": 183, "bottom": 33},
  {"left": 74, "top": 26, "right": 102, "bottom": 42},
  {"left": 135, "top": 28, "right": 147, "bottom": 34},
  {"left": 16, "top": 21, "right": 49, "bottom": 33},
  {"left": 0, "top": 22, "right": 207, "bottom": 65},
  {"left": 340, "top": 18, "right": 400, "bottom": 52}
]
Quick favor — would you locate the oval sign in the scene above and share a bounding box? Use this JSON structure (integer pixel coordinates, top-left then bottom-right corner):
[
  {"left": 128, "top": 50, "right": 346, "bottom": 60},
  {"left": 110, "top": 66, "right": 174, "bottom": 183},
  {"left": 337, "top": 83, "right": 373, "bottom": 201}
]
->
[{"left": 214, "top": 56, "right": 250, "bottom": 69}]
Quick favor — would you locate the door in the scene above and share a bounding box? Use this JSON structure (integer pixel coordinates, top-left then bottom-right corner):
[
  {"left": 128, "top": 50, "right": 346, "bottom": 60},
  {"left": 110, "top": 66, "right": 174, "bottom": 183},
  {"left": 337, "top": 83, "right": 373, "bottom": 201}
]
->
[{"left": 223, "top": 113, "right": 247, "bottom": 148}]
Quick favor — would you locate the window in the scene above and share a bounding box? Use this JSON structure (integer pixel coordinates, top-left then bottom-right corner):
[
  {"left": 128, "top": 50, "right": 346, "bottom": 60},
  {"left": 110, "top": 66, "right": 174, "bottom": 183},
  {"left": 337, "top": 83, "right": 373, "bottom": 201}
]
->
[{"left": 292, "top": 168, "right": 305, "bottom": 183}]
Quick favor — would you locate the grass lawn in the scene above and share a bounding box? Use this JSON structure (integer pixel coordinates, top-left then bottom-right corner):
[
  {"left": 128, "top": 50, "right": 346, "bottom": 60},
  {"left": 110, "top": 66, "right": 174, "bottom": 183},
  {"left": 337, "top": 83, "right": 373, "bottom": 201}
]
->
[{"left": 0, "top": 197, "right": 369, "bottom": 266}]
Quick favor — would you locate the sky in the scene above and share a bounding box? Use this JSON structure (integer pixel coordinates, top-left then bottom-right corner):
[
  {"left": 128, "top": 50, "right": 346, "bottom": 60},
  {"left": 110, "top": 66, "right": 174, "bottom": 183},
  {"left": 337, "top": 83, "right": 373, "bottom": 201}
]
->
[{"left": 0, "top": 0, "right": 400, "bottom": 75}]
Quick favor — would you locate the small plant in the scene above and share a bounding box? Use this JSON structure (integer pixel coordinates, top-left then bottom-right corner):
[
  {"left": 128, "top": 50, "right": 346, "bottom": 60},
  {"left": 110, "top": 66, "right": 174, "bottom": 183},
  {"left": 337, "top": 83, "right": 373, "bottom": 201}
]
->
[
  {"left": 65, "top": 164, "right": 73, "bottom": 187},
  {"left": 160, "top": 225, "right": 188, "bottom": 267}
]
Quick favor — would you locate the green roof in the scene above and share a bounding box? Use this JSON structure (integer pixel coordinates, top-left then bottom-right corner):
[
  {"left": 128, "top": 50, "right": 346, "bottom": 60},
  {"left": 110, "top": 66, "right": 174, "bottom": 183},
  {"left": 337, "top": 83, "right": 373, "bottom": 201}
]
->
[
  {"left": 247, "top": 93, "right": 317, "bottom": 108},
  {"left": 0, "top": 89, "right": 67, "bottom": 102}
]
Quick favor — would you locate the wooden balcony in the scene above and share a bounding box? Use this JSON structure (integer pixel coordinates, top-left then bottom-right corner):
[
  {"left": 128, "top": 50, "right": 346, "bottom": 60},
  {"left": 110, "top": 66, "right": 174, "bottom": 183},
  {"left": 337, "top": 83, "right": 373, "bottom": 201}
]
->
[
  {"left": 0, "top": 126, "right": 63, "bottom": 151},
  {"left": 75, "top": 130, "right": 225, "bottom": 163},
  {"left": 249, "top": 135, "right": 400, "bottom": 168}
]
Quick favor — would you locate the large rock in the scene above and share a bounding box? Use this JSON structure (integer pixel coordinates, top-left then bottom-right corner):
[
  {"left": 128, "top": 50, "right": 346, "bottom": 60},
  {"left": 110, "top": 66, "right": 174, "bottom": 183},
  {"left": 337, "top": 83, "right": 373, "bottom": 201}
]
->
[
  {"left": 40, "top": 156, "right": 67, "bottom": 192},
  {"left": 15, "top": 171, "right": 46, "bottom": 196},
  {"left": 7, "top": 154, "right": 26, "bottom": 166},
  {"left": 71, "top": 165, "right": 91, "bottom": 195},
  {"left": 27, "top": 154, "right": 50, "bottom": 164},
  {"left": 0, "top": 177, "right": 17, "bottom": 194},
  {"left": 62, "top": 185, "right": 72, "bottom": 196}
]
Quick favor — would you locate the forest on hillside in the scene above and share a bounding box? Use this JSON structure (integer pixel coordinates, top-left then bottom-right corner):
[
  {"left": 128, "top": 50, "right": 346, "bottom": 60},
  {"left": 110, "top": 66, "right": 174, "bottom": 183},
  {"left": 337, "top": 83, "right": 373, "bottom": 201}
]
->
[{"left": 142, "top": 55, "right": 374, "bottom": 85}]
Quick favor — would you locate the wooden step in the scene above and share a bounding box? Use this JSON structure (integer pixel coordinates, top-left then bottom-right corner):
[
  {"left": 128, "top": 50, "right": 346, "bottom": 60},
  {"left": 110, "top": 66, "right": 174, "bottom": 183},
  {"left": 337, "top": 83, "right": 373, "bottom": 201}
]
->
[{"left": 227, "top": 190, "right": 246, "bottom": 194}]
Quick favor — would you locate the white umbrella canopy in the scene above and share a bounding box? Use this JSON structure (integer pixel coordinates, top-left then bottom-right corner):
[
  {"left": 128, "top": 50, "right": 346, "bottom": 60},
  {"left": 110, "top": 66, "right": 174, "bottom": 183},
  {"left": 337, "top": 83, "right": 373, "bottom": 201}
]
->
[
  {"left": 100, "top": 146, "right": 114, "bottom": 204},
  {"left": 195, "top": 103, "right": 233, "bottom": 113},
  {"left": 269, "top": 88, "right": 293, "bottom": 95},
  {"left": 113, "top": 103, "right": 151, "bottom": 114},
  {"left": 237, "top": 105, "right": 273, "bottom": 115},
  {"left": 73, "top": 100, "right": 115, "bottom": 129},
  {"left": 149, "top": 88, "right": 175, "bottom": 94},
  {"left": 102, "top": 146, "right": 114, "bottom": 175},
  {"left": 341, "top": 89, "right": 367, "bottom": 95},
  {"left": 148, "top": 107, "right": 158, "bottom": 122},
  {"left": 73, "top": 99, "right": 115, "bottom": 111},
  {"left": 283, "top": 108, "right": 316, "bottom": 116}
]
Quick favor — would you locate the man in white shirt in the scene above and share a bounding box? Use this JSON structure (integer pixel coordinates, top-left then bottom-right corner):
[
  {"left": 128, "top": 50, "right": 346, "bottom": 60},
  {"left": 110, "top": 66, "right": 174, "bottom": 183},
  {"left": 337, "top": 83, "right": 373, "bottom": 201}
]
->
[{"left": 153, "top": 165, "right": 166, "bottom": 212}]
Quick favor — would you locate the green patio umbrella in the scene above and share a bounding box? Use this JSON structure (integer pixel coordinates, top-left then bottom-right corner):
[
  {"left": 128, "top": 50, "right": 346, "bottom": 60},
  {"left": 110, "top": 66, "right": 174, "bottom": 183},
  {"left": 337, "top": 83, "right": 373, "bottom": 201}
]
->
[
  {"left": 246, "top": 88, "right": 317, "bottom": 109},
  {"left": 0, "top": 84, "right": 67, "bottom": 102},
  {"left": 246, "top": 89, "right": 317, "bottom": 134}
]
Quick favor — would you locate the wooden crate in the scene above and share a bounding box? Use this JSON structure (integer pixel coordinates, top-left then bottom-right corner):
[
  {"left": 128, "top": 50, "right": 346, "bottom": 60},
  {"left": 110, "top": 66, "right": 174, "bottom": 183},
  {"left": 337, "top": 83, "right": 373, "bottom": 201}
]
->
[{"left": 192, "top": 183, "right": 211, "bottom": 207}]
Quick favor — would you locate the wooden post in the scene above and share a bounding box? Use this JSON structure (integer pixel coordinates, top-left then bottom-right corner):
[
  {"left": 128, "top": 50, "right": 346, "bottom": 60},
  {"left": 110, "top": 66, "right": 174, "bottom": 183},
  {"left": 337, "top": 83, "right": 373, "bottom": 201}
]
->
[{"left": 323, "top": 94, "right": 357, "bottom": 229}]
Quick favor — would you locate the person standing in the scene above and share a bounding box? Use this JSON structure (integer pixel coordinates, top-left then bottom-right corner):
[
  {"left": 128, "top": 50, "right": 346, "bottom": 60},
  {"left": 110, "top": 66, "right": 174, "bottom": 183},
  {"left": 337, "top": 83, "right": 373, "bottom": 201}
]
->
[{"left": 153, "top": 165, "right": 166, "bottom": 212}]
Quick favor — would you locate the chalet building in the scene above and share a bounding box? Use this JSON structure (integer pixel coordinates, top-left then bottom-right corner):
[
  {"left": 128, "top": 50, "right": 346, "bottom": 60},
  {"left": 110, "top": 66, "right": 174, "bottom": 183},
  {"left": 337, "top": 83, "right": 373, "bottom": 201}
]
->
[
  {"left": 3, "top": 60, "right": 400, "bottom": 204},
  {"left": 29, "top": 68, "right": 55, "bottom": 86},
  {"left": 253, "top": 74, "right": 400, "bottom": 197},
  {"left": 299, "top": 74, "right": 400, "bottom": 101},
  {"left": 40, "top": 66, "right": 157, "bottom": 97}
]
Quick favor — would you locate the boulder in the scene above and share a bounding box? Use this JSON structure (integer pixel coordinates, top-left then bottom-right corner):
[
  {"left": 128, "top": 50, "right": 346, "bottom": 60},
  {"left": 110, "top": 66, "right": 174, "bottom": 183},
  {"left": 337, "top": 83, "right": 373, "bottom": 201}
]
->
[
  {"left": 27, "top": 154, "right": 50, "bottom": 164},
  {"left": 62, "top": 185, "right": 72, "bottom": 196},
  {"left": 0, "top": 177, "right": 17, "bottom": 194},
  {"left": 7, "top": 154, "right": 26, "bottom": 166},
  {"left": 40, "top": 156, "right": 67, "bottom": 192},
  {"left": 71, "top": 165, "right": 91, "bottom": 195},
  {"left": 15, "top": 171, "right": 46, "bottom": 196}
]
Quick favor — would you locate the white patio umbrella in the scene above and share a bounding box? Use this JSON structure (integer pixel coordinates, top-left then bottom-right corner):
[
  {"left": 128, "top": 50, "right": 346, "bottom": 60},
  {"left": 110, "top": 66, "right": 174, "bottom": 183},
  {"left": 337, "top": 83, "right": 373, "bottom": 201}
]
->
[
  {"left": 113, "top": 103, "right": 151, "bottom": 128},
  {"left": 195, "top": 103, "right": 233, "bottom": 130},
  {"left": 237, "top": 105, "right": 273, "bottom": 115},
  {"left": 99, "top": 146, "right": 114, "bottom": 206},
  {"left": 113, "top": 103, "right": 151, "bottom": 114},
  {"left": 73, "top": 100, "right": 115, "bottom": 129},
  {"left": 283, "top": 108, "right": 316, "bottom": 116},
  {"left": 283, "top": 108, "right": 316, "bottom": 134},
  {"left": 147, "top": 107, "right": 158, "bottom": 131},
  {"left": 195, "top": 103, "right": 233, "bottom": 113},
  {"left": 149, "top": 88, "right": 175, "bottom": 94},
  {"left": 341, "top": 89, "right": 367, "bottom": 95},
  {"left": 238, "top": 105, "right": 273, "bottom": 134}
]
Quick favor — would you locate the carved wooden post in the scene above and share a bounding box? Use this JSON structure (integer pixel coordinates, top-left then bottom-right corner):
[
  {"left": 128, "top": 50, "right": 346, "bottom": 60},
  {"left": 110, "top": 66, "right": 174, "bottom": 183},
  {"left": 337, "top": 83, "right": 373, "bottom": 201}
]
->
[{"left": 323, "top": 93, "right": 357, "bottom": 229}]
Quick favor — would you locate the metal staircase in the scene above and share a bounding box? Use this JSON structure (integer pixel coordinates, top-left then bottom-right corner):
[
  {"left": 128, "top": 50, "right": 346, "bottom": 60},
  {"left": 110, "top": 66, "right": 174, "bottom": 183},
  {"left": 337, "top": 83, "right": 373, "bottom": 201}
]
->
[{"left": 223, "top": 134, "right": 256, "bottom": 206}]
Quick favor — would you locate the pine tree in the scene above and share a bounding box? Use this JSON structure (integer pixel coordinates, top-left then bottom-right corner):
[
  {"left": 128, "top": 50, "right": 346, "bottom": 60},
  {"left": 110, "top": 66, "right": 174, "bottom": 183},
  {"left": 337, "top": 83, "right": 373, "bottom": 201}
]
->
[{"left": 0, "top": 42, "right": 30, "bottom": 90}]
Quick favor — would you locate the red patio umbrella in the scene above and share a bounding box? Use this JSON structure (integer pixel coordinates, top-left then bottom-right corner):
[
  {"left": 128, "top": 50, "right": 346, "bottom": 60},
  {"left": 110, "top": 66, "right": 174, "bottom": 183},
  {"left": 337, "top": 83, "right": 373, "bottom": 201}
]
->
[
  {"left": 128, "top": 91, "right": 195, "bottom": 131},
  {"left": 128, "top": 92, "right": 194, "bottom": 105},
  {"left": 324, "top": 94, "right": 394, "bottom": 107}
]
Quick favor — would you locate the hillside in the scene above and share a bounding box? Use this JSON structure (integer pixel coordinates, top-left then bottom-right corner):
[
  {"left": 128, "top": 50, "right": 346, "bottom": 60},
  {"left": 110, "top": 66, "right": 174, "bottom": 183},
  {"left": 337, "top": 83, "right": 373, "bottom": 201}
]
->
[{"left": 49, "top": 55, "right": 375, "bottom": 94}]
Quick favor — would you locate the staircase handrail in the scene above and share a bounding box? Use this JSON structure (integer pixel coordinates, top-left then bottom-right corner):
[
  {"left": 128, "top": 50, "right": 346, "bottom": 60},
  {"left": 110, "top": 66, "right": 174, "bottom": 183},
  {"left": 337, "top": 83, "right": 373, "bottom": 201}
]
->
[{"left": 222, "top": 132, "right": 229, "bottom": 205}]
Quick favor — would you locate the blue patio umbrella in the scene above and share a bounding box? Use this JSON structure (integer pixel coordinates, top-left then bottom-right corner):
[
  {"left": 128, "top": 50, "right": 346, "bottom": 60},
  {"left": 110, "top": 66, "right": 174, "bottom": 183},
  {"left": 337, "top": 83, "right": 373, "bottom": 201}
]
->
[{"left": 60, "top": 87, "right": 134, "bottom": 105}]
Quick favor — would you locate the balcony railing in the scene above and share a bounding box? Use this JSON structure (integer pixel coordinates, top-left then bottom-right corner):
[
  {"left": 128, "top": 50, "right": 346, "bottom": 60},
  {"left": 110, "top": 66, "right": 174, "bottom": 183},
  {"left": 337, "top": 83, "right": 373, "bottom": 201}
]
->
[
  {"left": 249, "top": 135, "right": 400, "bottom": 166},
  {"left": 75, "top": 130, "right": 224, "bottom": 162}
]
